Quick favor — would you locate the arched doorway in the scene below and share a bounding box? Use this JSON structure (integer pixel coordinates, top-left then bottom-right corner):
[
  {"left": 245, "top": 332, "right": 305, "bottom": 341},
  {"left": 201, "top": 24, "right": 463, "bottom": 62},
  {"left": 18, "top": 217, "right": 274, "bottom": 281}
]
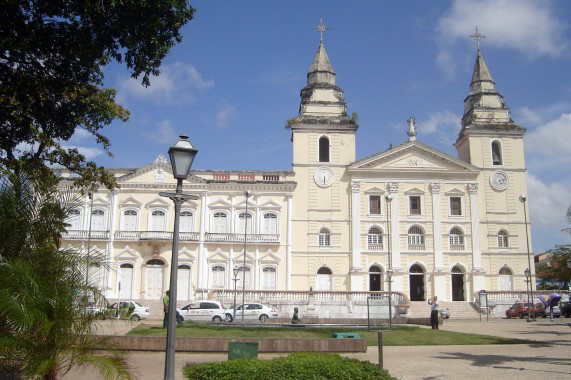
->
[
  {"left": 145, "top": 258, "right": 165, "bottom": 299},
  {"left": 316, "top": 266, "right": 333, "bottom": 290},
  {"left": 369, "top": 265, "right": 382, "bottom": 291},
  {"left": 451, "top": 265, "right": 465, "bottom": 301},
  {"left": 498, "top": 267, "right": 513, "bottom": 290},
  {"left": 409, "top": 264, "right": 425, "bottom": 301}
]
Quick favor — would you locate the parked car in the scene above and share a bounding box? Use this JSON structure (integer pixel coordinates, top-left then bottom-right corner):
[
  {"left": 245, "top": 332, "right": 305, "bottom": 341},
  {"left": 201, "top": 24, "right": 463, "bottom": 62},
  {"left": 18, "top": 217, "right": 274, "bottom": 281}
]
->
[
  {"left": 177, "top": 300, "right": 227, "bottom": 323},
  {"left": 505, "top": 302, "right": 535, "bottom": 319},
  {"left": 108, "top": 301, "right": 151, "bottom": 321},
  {"left": 225, "top": 303, "right": 279, "bottom": 323},
  {"left": 560, "top": 301, "right": 571, "bottom": 318},
  {"left": 440, "top": 308, "right": 450, "bottom": 319},
  {"left": 535, "top": 303, "right": 547, "bottom": 318}
]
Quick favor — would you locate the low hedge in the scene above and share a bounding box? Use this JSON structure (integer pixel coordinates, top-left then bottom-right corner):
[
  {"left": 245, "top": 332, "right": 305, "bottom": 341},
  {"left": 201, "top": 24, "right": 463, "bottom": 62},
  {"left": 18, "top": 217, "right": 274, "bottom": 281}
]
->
[{"left": 182, "top": 352, "right": 395, "bottom": 379}]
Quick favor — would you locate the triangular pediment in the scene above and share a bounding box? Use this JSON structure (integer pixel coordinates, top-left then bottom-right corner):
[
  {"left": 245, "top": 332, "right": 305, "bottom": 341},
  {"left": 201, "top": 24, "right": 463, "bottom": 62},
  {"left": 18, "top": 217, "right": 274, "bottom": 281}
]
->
[
  {"left": 259, "top": 199, "right": 282, "bottom": 210},
  {"left": 91, "top": 195, "right": 110, "bottom": 207},
  {"left": 178, "top": 247, "right": 196, "bottom": 263},
  {"left": 117, "top": 245, "right": 138, "bottom": 260},
  {"left": 119, "top": 196, "right": 142, "bottom": 209},
  {"left": 146, "top": 196, "right": 171, "bottom": 209},
  {"left": 364, "top": 187, "right": 385, "bottom": 194},
  {"left": 233, "top": 251, "right": 255, "bottom": 264},
  {"left": 404, "top": 187, "right": 424, "bottom": 195},
  {"left": 445, "top": 188, "right": 465, "bottom": 196},
  {"left": 259, "top": 250, "right": 281, "bottom": 263},
  {"left": 208, "top": 198, "right": 232, "bottom": 210},
  {"left": 349, "top": 142, "right": 479, "bottom": 174},
  {"left": 207, "top": 249, "right": 229, "bottom": 262},
  {"left": 117, "top": 155, "right": 206, "bottom": 185},
  {"left": 235, "top": 198, "right": 255, "bottom": 210}
]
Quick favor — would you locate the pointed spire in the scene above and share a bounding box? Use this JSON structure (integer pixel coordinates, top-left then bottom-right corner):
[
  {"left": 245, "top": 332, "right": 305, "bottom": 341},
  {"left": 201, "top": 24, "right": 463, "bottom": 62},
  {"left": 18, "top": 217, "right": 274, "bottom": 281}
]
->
[
  {"left": 457, "top": 33, "right": 523, "bottom": 136},
  {"left": 308, "top": 41, "right": 335, "bottom": 86}
]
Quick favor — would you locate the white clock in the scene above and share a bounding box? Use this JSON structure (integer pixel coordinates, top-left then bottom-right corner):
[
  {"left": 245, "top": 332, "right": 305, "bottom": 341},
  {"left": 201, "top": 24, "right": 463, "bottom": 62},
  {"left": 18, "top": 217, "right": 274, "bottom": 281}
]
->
[
  {"left": 314, "top": 167, "right": 334, "bottom": 187},
  {"left": 490, "top": 171, "right": 509, "bottom": 191}
]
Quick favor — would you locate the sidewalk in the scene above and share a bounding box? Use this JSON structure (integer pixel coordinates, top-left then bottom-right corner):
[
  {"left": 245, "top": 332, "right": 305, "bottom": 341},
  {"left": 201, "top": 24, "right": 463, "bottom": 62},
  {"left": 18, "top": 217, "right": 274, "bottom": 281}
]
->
[{"left": 63, "top": 318, "right": 571, "bottom": 380}]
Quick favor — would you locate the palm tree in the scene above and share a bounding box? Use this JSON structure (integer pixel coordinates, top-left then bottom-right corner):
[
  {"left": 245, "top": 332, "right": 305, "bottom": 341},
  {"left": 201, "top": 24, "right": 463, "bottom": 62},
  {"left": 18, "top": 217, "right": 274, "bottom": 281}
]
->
[{"left": 0, "top": 176, "right": 132, "bottom": 380}]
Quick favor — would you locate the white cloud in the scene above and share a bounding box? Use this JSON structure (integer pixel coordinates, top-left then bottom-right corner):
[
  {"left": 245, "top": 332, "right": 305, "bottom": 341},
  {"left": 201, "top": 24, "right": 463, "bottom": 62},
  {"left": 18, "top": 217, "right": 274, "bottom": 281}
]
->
[
  {"left": 419, "top": 111, "right": 461, "bottom": 146},
  {"left": 215, "top": 101, "right": 238, "bottom": 129},
  {"left": 116, "top": 62, "right": 214, "bottom": 105},
  {"left": 61, "top": 145, "right": 105, "bottom": 161},
  {"left": 142, "top": 120, "right": 178, "bottom": 144},
  {"left": 527, "top": 173, "right": 571, "bottom": 242},
  {"left": 525, "top": 113, "right": 571, "bottom": 157},
  {"left": 436, "top": 0, "right": 569, "bottom": 74}
]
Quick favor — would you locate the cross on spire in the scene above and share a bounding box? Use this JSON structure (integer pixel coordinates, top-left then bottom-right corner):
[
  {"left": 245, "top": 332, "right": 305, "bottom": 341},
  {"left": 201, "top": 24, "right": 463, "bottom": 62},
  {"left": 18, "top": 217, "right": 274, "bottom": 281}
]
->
[
  {"left": 469, "top": 26, "right": 486, "bottom": 50},
  {"left": 313, "top": 18, "right": 330, "bottom": 42}
]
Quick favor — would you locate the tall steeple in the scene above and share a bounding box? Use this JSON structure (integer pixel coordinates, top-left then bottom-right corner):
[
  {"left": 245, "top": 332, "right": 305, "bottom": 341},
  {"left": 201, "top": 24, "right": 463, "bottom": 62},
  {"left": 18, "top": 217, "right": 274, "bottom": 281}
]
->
[
  {"left": 287, "top": 21, "right": 357, "bottom": 131},
  {"left": 459, "top": 37, "right": 521, "bottom": 134}
]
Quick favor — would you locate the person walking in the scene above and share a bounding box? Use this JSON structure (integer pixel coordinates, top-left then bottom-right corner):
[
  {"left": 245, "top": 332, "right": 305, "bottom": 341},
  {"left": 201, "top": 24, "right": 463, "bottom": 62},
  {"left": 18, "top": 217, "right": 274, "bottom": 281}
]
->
[
  {"left": 428, "top": 296, "right": 439, "bottom": 329},
  {"left": 163, "top": 290, "right": 170, "bottom": 328}
]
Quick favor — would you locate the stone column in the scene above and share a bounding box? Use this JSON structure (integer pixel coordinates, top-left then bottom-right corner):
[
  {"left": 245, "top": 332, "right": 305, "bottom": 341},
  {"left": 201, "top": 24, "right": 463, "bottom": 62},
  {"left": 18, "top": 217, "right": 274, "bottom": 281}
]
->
[
  {"left": 431, "top": 183, "right": 446, "bottom": 299},
  {"left": 286, "top": 193, "right": 293, "bottom": 290},
  {"left": 197, "top": 191, "right": 208, "bottom": 292},
  {"left": 350, "top": 182, "right": 363, "bottom": 291},
  {"left": 469, "top": 183, "right": 485, "bottom": 292}
]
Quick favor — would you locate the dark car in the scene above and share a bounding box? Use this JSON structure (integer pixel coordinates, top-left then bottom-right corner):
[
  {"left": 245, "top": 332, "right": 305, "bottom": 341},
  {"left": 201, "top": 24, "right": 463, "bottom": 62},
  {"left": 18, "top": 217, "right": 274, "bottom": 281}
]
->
[{"left": 560, "top": 301, "right": 571, "bottom": 318}]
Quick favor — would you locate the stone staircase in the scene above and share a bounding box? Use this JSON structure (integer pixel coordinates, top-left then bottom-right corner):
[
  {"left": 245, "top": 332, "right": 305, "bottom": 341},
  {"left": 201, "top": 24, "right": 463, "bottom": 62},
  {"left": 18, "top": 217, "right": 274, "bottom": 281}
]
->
[{"left": 408, "top": 301, "right": 481, "bottom": 320}]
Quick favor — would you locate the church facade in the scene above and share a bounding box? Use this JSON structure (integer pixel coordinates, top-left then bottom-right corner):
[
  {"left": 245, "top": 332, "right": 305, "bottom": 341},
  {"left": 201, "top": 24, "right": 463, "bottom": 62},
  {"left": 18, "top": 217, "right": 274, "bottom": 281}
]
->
[{"left": 59, "top": 37, "right": 532, "bottom": 304}]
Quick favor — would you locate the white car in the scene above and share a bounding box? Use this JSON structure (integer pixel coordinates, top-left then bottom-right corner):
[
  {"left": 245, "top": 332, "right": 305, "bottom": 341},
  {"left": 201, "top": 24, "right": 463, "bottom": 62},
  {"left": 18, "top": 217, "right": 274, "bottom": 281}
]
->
[
  {"left": 177, "top": 300, "right": 227, "bottom": 323},
  {"left": 225, "top": 303, "right": 279, "bottom": 323},
  {"left": 108, "top": 301, "right": 151, "bottom": 321}
]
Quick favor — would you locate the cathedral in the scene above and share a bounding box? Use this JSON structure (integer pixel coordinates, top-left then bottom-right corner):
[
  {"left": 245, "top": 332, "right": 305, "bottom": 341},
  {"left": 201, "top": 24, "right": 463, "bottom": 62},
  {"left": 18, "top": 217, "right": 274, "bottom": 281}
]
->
[{"left": 59, "top": 31, "right": 532, "bottom": 306}]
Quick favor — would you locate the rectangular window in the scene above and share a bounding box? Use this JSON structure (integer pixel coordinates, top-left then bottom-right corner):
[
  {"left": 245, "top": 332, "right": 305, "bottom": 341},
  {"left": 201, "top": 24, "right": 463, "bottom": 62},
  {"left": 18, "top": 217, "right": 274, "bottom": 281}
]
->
[
  {"left": 409, "top": 196, "right": 421, "bottom": 215},
  {"left": 369, "top": 195, "right": 381, "bottom": 215},
  {"left": 450, "top": 197, "right": 462, "bottom": 216}
]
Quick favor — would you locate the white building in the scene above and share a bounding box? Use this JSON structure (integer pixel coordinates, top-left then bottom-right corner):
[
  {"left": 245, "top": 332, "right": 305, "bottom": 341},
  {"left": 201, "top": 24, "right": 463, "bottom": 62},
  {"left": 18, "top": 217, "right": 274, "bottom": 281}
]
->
[{"left": 59, "top": 36, "right": 532, "bottom": 307}]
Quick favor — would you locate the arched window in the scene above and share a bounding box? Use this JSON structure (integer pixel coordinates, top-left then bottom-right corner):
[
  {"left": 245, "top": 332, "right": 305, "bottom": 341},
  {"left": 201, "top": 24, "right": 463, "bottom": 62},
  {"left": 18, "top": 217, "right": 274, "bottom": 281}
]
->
[
  {"left": 498, "top": 266, "right": 513, "bottom": 291},
  {"left": 150, "top": 210, "right": 166, "bottom": 231},
  {"left": 91, "top": 209, "right": 106, "bottom": 231},
  {"left": 180, "top": 210, "right": 194, "bottom": 232},
  {"left": 66, "top": 209, "right": 82, "bottom": 230},
  {"left": 367, "top": 227, "right": 383, "bottom": 250},
  {"left": 262, "top": 267, "right": 277, "bottom": 290},
  {"left": 319, "top": 136, "right": 330, "bottom": 162},
  {"left": 122, "top": 209, "right": 138, "bottom": 231},
  {"left": 212, "top": 212, "right": 227, "bottom": 233},
  {"left": 407, "top": 226, "right": 425, "bottom": 250},
  {"left": 449, "top": 227, "right": 464, "bottom": 250},
  {"left": 263, "top": 213, "right": 278, "bottom": 234},
  {"left": 319, "top": 228, "right": 330, "bottom": 246},
  {"left": 236, "top": 266, "right": 251, "bottom": 290},
  {"left": 238, "top": 212, "right": 253, "bottom": 234},
  {"left": 498, "top": 229, "right": 509, "bottom": 248},
  {"left": 210, "top": 265, "right": 225, "bottom": 289},
  {"left": 492, "top": 140, "right": 503, "bottom": 165}
]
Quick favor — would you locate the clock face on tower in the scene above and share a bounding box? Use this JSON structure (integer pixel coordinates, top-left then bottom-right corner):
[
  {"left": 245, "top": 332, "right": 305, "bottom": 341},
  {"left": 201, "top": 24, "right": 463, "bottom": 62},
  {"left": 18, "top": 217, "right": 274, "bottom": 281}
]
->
[
  {"left": 490, "top": 171, "right": 509, "bottom": 191},
  {"left": 314, "top": 167, "right": 334, "bottom": 187}
]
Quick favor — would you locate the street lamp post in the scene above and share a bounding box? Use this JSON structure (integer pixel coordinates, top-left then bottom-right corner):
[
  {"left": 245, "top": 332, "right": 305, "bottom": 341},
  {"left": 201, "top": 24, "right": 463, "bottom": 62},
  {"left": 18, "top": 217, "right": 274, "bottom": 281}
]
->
[
  {"left": 232, "top": 267, "right": 239, "bottom": 323},
  {"left": 85, "top": 182, "right": 98, "bottom": 308},
  {"left": 520, "top": 195, "right": 535, "bottom": 321},
  {"left": 160, "top": 134, "right": 198, "bottom": 380},
  {"left": 524, "top": 268, "right": 531, "bottom": 322},
  {"left": 242, "top": 190, "right": 251, "bottom": 324},
  {"left": 387, "top": 269, "right": 393, "bottom": 328}
]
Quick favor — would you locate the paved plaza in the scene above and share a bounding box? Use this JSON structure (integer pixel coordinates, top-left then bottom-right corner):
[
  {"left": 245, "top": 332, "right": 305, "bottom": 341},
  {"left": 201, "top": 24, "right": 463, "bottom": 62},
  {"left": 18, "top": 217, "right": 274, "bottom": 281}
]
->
[{"left": 63, "top": 318, "right": 571, "bottom": 380}]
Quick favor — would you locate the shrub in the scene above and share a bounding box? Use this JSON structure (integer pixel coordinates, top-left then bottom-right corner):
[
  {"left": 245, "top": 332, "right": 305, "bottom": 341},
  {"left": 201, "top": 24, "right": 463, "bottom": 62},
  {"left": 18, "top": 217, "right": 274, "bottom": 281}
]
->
[{"left": 183, "top": 352, "right": 394, "bottom": 379}]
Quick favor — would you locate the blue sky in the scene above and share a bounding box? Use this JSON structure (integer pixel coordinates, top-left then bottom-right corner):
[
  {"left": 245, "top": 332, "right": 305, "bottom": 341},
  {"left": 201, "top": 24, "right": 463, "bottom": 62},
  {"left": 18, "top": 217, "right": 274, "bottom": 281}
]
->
[{"left": 67, "top": 0, "right": 571, "bottom": 254}]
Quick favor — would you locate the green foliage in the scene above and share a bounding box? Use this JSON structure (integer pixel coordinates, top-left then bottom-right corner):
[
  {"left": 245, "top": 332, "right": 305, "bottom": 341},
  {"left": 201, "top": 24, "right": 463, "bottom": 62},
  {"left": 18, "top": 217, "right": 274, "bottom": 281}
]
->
[
  {"left": 0, "top": 176, "right": 132, "bottom": 379},
  {"left": 351, "top": 112, "right": 359, "bottom": 123},
  {"left": 535, "top": 244, "right": 571, "bottom": 284},
  {"left": 0, "top": 0, "right": 195, "bottom": 191},
  {"left": 182, "top": 352, "right": 394, "bottom": 380}
]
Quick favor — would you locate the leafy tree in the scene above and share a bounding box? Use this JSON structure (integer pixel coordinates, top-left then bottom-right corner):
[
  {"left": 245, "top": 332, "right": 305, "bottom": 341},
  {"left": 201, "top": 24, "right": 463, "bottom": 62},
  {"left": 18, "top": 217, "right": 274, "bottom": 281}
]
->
[
  {"left": 0, "top": 176, "right": 132, "bottom": 379},
  {"left": 535, "top": 245, "right": 571, "bottom": 287},
  {"left": 0, "top": 0, "right": 195, "bottom": 190}
]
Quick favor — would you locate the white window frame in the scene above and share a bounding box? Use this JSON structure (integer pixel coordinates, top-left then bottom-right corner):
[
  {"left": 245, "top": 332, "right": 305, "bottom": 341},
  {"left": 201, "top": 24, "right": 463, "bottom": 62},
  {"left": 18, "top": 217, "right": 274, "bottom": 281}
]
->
[
  {"left": 180, "top": 210, "right": 194, "bottom": 233},
  {"left": 367, "top": 226, "right": 383, "bottom": 250},
  {"left": 211, "top": 211, "right": 228, "bottom": 233},
  {"left": 449, "top": 196, "right": 462, "bottom": 216},
  {"left": 66, "top": 209, "right": 82, "bottom": 230},
  {"left": 237, "top": 211, "right": 253, "bottom": 234},
  {"left": 498, "top": 229, "right": 509, "bottom": 248},
  {"left": 449, "top": 227, "right": 465, "bottom": 251},
  {"left": 210, "top": 265, "right": 226, "bottom": 289},
  {"left": 262, "top": 212, "right": 278, "bottom": 234},
  {"left": 369, "top": 195, "right": 381, "bottom": 215},
  {"left": 261, "top": 266, "right": 277, "bottom": 290},
  {"left": 407, "top": 225, "right": 425, "bottom": 250},
  {"left": 121, "top": 209, "right": 139, "bottom": 231},
  {"left": 319, "top": 228, "right": 331, "bottom": 247}
]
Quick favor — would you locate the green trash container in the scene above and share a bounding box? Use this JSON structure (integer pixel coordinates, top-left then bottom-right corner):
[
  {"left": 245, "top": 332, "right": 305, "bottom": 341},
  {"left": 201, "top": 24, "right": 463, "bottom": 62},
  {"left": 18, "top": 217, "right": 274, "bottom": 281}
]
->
[{"left": 228, "top": 342, "right": 259, "bottom": 360}]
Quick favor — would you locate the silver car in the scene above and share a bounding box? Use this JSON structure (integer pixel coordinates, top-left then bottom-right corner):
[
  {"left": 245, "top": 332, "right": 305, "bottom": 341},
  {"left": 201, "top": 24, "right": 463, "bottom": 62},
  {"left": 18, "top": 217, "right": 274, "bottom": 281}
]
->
[{"left": 225, "top": 303, "right": 279, "bottom": 323}]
